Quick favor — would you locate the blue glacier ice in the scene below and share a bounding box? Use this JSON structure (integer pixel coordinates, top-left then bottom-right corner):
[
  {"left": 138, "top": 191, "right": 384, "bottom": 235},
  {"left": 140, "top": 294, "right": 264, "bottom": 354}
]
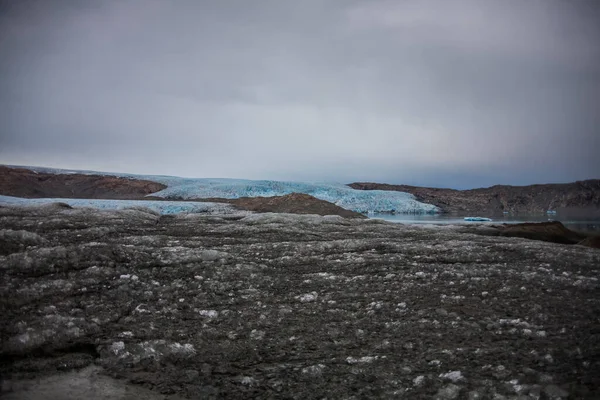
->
[
  {"left": 149, "top": 179, "right": 438, "bottom": 214},
  {"left": 3, "top": 165, "right": 440, "bottom": 214},
  {"left": 464, "top": 217, "right": 493, "bottom": 222},
  {"left": 0, "top": 195, "right": 235, "bottom": 215}
]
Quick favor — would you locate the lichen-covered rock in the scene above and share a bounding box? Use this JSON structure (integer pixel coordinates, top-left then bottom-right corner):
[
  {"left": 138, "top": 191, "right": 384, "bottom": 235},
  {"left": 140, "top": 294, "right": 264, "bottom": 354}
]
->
[{"left": 0, "top": 204, "right": 598, "bottom": 398}]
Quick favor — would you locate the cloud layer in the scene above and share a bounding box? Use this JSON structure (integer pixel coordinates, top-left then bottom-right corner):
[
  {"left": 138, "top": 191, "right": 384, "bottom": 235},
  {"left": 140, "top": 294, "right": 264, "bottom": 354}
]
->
[{"left": 1, "top": 0, "right": 598, "bottom": 188}]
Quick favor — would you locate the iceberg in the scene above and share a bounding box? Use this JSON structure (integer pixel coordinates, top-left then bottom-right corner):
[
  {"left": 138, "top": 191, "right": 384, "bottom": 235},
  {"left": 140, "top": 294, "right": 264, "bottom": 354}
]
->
[
  {"left": 464, "top": 217, "right": 493, "bottom": 222},
  {"left": 6, "top": 166, "right": 440, "bottom": 214}
]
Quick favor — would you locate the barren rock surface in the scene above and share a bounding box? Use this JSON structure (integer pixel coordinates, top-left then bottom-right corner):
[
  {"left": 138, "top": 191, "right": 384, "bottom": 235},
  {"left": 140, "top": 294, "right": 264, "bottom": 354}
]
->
[
  {"left": 1, "top": 204, "right": 599, "bottom": 399},
  {"left": 496, "top": 221, "right": 588, "bottom": 245}
]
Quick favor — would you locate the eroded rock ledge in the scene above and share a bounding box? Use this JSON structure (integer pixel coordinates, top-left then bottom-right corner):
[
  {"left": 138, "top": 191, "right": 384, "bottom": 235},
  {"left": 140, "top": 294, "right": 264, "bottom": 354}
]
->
[{"left": 1, "top": 205, "right": 599, "bottom": 398}]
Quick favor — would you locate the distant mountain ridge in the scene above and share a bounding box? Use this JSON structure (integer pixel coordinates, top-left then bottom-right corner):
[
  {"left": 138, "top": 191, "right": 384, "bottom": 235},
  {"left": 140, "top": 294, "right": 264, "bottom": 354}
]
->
[{"left": 348, "top": 180, "right": 600, "bottom": 215}]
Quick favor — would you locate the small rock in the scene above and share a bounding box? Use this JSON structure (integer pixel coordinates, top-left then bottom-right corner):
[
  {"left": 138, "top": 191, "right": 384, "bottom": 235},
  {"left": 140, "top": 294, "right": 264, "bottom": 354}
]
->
[
  {"left": 435, "top": 383, "right": 461, "bottom": 400},
  {"left": 250, "top": 329, "right": 265, "bottom": 340},
  {"left": 297, "top": 292, "right": 318, "bottom": 302},
  {"left": 467, "top": 390, "right": 484, "bottom": 400},
  {"left": 413, "top": 375, "right": 425, "bottom": 386},
  {"left": 198, "top": 309, "right": 218, "bottom": 318},
  {"left": 200, "top": 363, "right": 213, "bottom": 376},
  {"left": 401, "top": 366, "right": 412, "bottom": 374},
  {"left": 200, "top": 250, "right": 225, "bottom": 261},
  {"left": 240, "top": 376, "right": 258, "bottom": 386},
  {"left": 439, "top": 370, "right": 464, "bottom": 382},
  {"left": 183, "top": 369, "right": 199, "bottom": 382},
  {"left": 302, "top": 364, "right": 325, "bottom": 377},
  {"left": 527, "top": 384, "right": 542, "bottom": 398},
  {"left": 543, "top": 384, "right": 569, "bottom": 398}
]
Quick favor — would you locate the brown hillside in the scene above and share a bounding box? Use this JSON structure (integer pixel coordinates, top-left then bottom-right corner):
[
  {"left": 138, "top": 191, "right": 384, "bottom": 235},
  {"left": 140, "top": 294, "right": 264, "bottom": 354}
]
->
[{"left": 0, "top": 166, "right": 166, "bottom": 199}]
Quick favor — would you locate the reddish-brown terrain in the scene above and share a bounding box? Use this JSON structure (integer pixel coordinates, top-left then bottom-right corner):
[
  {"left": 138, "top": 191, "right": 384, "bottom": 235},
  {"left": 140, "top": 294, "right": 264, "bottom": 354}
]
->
[
  {"left": 349, "top": 181, "right": 600, "bottom": 215},
  {"left": 0, "top": 166, "right": 166, "bottom": 200}
]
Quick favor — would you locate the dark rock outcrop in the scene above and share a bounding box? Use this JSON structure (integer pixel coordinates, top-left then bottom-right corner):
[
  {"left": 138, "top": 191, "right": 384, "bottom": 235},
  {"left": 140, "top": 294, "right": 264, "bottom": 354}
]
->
[
  {"left": 578, "top": 235, "right": 600, "bottom": 249},
  {"left": 496, "top": 221, "right": 586, "bottom": 245},
  {"left": 0, "top": 166, "right": 166, "bottom": 199},
  {"left": 349, "top": 180, "right": 600, "bottom": 214}
]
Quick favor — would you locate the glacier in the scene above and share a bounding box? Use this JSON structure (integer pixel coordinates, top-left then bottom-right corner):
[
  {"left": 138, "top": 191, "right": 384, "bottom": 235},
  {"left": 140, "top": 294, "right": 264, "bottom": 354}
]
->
[
  {"left": 0, "top": 195, "right": 238, "bottom": 215},
  {"left": 149, "top": 179, "right": 438, "bottom": 214},
  {"left": 3, "top": 165, "right": 439, "bottom": 214}
]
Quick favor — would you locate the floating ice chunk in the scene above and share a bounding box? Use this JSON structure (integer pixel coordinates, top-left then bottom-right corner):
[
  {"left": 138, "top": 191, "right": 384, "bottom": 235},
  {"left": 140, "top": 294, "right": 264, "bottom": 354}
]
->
[{"left": 464, "top": 217, "right": 492, "bottom": 222}]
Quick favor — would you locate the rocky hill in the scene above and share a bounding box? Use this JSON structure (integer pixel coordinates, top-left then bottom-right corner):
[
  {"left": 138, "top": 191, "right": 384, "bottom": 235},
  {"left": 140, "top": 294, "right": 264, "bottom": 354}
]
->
[
  {"left": 0, "top": 166, "right": 166, "bottom": 199},
  {"left": 349, "top": 180, "right": 600, "bottom": 215}
]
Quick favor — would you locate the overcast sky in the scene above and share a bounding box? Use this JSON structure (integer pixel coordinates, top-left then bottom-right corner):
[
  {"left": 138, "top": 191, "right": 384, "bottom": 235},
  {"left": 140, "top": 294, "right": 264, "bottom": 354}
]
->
[{"left": 1, "top": 0, "right": 598, "bottom": 188}]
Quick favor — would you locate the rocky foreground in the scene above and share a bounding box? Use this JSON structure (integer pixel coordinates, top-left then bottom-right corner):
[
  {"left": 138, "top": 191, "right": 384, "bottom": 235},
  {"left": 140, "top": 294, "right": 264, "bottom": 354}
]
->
[{"left": 1, "top": 204, "right": 599, "bottom": 399}]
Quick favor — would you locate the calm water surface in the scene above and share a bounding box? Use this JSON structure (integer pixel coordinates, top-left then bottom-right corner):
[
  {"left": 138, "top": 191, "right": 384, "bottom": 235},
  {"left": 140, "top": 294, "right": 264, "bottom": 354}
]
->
[{"left": 372, "top": 213, "right": 600, "bottom": 233}]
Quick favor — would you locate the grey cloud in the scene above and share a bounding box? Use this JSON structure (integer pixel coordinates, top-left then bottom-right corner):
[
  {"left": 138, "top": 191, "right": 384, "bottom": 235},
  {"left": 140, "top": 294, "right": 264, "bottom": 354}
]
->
[{"left": 0, "top": 0, "right": 598, "bottom": 187}]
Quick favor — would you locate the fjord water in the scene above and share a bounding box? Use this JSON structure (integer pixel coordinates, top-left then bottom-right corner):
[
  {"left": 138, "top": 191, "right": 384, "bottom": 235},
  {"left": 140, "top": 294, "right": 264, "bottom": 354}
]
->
[{"left": 373, "top": 213, "right": 600, "bottom": 233}]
